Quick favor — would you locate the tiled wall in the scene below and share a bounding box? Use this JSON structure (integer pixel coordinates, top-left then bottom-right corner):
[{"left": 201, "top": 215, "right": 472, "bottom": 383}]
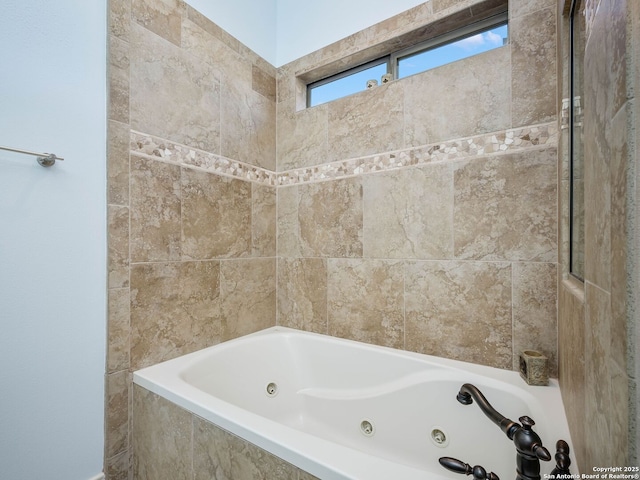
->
[
  {"left": 276, "top": 0, "right": 560, "bottom": 373},
  {"left": 133, "top": 386, "right": 319, "bottom": 480},
  {"left": 557, "top": 0, "right": 639, "bottom": 470},
  {"left": 107, "top": 0, "right": 568, "bottom": 478},
  {"left": 106, "top": 0, "right": 276, "bottom": 477}
]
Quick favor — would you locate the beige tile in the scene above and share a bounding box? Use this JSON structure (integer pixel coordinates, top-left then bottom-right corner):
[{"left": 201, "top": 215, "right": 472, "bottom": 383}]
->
[
  {"left": 510, "top": 0, "right": 557, "bottom": 19},
  {"left": 512, "top": 262, "right": 558, "bottom": 377},
  {"left": 130, "top": 261, "right": 221, "bottom": 369},
  {"left": 453, "top": 148, "right": 557, "bottom": 262},
  {"left": 230, "top": 441, "right": 298, "bottom": 480},
  {"left": 276, "top": 185, "right": 301, "bottom": 257},
  {"left": 252, "top": 64, "right": 276, "bottom": 101},
  {"left": 108, "top": 288, "right": 130, "bottom": 373},
  {"left": 220, "top": 77, "right": 276, "bottom": 170},
  {"left": 108, "top": 205, "right": 130, "bottom": 288},
  {"left": 194, "top": 415, "right": 309, "bottom": 480},
  {"left": 109, "top": 0, "right": 131, "bottom": 41},
  {"left": 219, "top": 258, "right": 276, "bottom": 340},
  {"left": 133, "top": 385, "right": 192, "bottom": 480},
  {"left": 131, "top": 0, "right": 184, "bottom": 47},
  {"left": 363, "top": 164, "right": 454, "bottom": 259},
  {"left": 277, "top": 105, "right": 328, "bottom": 171},
  {"left": 108, "top": 36, "right": 130, "bottom": 124},
  {"left": 405, "top": 260, "right": 512, "bottom": 369},
  {"left": 558, "top": 283, "right": 586, "bottom": 472},
  {"left": 328, "top": 259, "right": 404, "bottom": 349},
  {"left": 181, "top": 17, "right": 248, "bottom": 85},
  {"left": 130, "top": 157, "right": 181, "bottom": 263},
  {"left": 108, "top": 120, "right": 130, "bottom": 206},
  {"left": 585, "top": 282, "right": 612, "bottom": 466},
  {"left": 130, "top": 23, "right": 221, "bottom": 153},
  {"left": 610, "top": 362, "right": 629, "bottom": 467},
  {"left": 299, "top": 177, "right": 363, "bottom": 257},
  {"left": 106, "top": 370, "right": 130, "bottom": 459},
  {"left": 192, "top": 416, "right": 235, "bottom": 480},
  {"left": 105, "top": 449, "right": 131, "bottom": 480},
  {"left": 277, "top": 258, "right": 327, "bottom": 334},
  {"left": 252, "top": 184, "right": 276, "bottom": 257},
  {"left": 298, "top": 471, "right": 322, "bottom": 480},
  {"left": 181, "top": 168, "right": 252, "bottom": 260},
  {"left": 185, "top": 5, "right": 240, "bottom": 54},
  {"left": 511, "top": 7, "right": 557, "bottom": 127},
  {"left": 404, "top": 46, "right": 511, "bottom": 146},
  {"left": 583, "top": 106, "right": 611, "bottom": 292},
  {"left": 610, "top": 104, "right": 629, "bottom": 371},
  {"left": 328, "top": 81, "right": 404, "bottom": 162},
  {"left": 430, "top": 0, "right": 467, "bottom": 14}
]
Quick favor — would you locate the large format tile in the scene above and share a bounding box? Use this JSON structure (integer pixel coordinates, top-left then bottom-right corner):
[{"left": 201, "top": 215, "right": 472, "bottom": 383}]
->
[
  {"left": 453, "top": 148, "right": 557, "bottom": 262},
  {"left": 130, "top": 157, "right": 181, "bottom": 263},
  {"left": 328, "top": 259, "right": 404, "bottom": 348},
  {"left": 404, "top": 47, "right": 511, "bottom": 146},
  {"left": 252, "top": 184, "right": 276, "bottom": 257},
  {"left": 328, "top": 81, "right": 404, "bottom": 162},
  {"left": 108, "top": 205, "right": 130, "bottom": 288},
  {"left": 130, "top": 261, "right": 221, "bottom": 369},
  {"left": 363, "top": 163, "right": 454, "bottom": 259},
  {"left": 512, "top": 262, "right": 558, "bottom": 376},
  {"left": 277, "top": 258, "right": 328, "bottom": 334},
  {"left": 584, "top": 283, "right": 612, "bottom": 466},
  {"left": 181, "top": 168, "right": 252, "bottom": 260},
  {"left": 219, "top": 258, "right": 276, "bottom": 340},
  {"left": 298, "top": 178, "right": 363, "bottom": 257},
  {"left": 133, "top": 386, "right": 192, "bottom": 480},
  {"left": 132, "top": 0, "right": 184, "bottom": 47},
  {"left": 405, "top": 260, "right": 512, "bottom": 368},
  {"left": 130, "top": 23, "right": 221, "bottom": 153},
  {"left": 511, "top": 7, "right": 557, "bottom": 127}
]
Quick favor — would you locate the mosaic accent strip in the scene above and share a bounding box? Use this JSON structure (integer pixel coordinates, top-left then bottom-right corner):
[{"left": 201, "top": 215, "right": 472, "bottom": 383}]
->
[
  {"left": 131, "top": 122, "right": 557, "bottom": 187},
  {"left": 130, "top": 131, "right": 278, "bottom": 186}
]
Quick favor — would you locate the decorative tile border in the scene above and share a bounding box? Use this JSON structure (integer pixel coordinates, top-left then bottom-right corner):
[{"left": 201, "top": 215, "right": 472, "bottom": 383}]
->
[
  {"left": 130, "top": 131, "right": 278, "bottom": 186},
  {"left": 130, "top": 122, "right": 558, "bottom": 187}
]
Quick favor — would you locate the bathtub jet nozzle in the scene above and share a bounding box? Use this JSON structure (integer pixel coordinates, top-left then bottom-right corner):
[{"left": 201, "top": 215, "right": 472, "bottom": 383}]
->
[{"left": 456, "top": 383, "right": 551, "bottom": 480}]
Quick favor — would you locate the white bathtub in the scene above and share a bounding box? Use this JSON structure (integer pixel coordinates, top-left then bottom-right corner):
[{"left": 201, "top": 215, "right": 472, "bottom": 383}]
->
[{"left": 133, "top": 327, "right": 576, "bottom": 480}]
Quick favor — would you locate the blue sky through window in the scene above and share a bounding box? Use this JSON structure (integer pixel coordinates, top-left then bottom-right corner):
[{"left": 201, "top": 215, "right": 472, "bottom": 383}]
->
[
  {"left": 308, "top": 23, "right": 508, "bottom": 108},
  {"left": 309, "top": 62, "right": 388, "bottom": 107},
  {"left": 398, "top": 24, "right": 508, "bottom": 78}
]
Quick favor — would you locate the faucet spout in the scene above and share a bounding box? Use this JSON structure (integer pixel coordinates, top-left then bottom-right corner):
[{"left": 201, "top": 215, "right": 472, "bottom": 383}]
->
[
  {"left": 457, "top": 383, "right": 519, "bottom": 438},
  {"left": 456, "top": 383, "right": 551, "bottom": 480}
]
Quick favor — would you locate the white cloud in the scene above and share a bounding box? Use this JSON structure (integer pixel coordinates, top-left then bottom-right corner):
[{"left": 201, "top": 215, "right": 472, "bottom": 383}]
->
[
  {"left": 456, "top": 30, "right": 504, "bottom": 51},
  {"left": 457, "top": 33, "right": 485, "bottom": 50},
  {"left": 485, "top": 30, "right": 503, "bottom": 46}
]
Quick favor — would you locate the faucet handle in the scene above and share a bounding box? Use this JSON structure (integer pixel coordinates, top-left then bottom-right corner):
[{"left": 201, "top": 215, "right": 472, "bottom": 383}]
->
[
  {"left": 519, "top": 415, "right": 535, "bottom": 428},
  {"left": 517, "top": 416, "right": 551, "bottom": 461},
  {"left": 439, "top": 457, "right": 500, "bottom": 480}
]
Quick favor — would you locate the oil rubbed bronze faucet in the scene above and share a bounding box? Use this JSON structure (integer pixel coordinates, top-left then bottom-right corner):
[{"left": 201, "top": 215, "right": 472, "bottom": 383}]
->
[{"left": 455, "top": 383, "right": 552, "bottom": 480}]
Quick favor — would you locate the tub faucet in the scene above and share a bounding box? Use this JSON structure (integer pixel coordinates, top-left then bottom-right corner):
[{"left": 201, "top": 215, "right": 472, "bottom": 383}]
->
[{"left": 456, "top": 383, "right": 551, "bottom": 480}]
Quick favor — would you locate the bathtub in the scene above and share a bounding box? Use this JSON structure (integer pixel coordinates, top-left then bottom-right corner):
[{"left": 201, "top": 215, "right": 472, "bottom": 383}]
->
[{"left": 133, "top": 327, "right": 576, "bottom": 480}]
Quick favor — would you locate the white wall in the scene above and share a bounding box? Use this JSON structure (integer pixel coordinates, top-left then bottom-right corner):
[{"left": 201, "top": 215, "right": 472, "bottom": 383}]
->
[
  {"left": 186, "top": 0, "right": 427, "bottom": 66},
  {"left": 186, "top": 0, "right": 277, "bottom": 64},
  {"left": 0, "top": 1, "right": 107, "bottom": 480},
  {"left": 275, "top": 0, "right": 427, "bottom": 65}
]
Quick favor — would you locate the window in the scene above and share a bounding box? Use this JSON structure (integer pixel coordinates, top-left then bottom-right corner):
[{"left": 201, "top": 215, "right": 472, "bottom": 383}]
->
[
  {"left": 307, "top": 59, "right": 389, "bottom": 108},
  {"left": 307, "top": 13, "right": 508, "bottom": 108}
]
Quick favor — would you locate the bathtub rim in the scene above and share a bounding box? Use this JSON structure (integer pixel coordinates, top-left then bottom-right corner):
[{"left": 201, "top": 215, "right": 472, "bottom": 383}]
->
[{"left": 133, "top": 326, "right": 574, "bottom": 480}]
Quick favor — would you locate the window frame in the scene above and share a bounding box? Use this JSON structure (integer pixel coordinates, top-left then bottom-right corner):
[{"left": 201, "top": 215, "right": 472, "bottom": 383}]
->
[
  {"left": 391, "top": 12, "right": 509, "bottom": 80},
  {"left": 306, "top": 57, "right": 391, "bottom": 108},
  {"left": 305, "top": 11, "right": 508, "bottom": 108}
]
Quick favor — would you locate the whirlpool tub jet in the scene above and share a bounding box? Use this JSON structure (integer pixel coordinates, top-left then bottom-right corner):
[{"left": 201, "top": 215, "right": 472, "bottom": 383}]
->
[{"left": 133, "top": 327, "right": 577, "bottom": 480}]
